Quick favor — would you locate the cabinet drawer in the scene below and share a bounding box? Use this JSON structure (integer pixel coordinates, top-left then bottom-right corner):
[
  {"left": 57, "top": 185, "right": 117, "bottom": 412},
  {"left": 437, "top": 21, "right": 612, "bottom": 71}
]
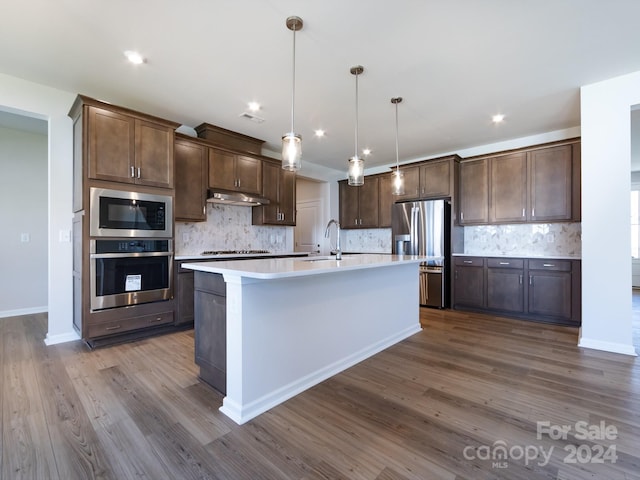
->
[
  {"left": 454, "top": 256, "right": 485, "bottom": 267},
  {"left": 194, "top": 271, "right": 226, "bottom": 295},
  {"left": 88, "top": 311, "right": 173, "bottom": 338},
  {"left": 487, "top": 258, "right": 524, "bottom": 269},
  {"left": 528, "top": 259, "right": 571, "bottom": 271}
]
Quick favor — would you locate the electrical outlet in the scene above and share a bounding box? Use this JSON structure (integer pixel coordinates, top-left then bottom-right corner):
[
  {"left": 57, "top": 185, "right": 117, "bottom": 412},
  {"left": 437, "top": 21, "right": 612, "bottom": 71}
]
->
[{"left": 20, "top": 233, "right": 30, "bottom": 242}]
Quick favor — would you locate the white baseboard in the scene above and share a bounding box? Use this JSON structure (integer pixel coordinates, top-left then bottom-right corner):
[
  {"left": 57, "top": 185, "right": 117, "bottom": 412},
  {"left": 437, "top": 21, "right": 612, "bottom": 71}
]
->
[
  {"left": 44, "top": 330, "right": 81, "bottom": 346},
  {"left": 578, "top": 337, "right": 638, "bottom": 356},
  {"left": 0, "top": 306, "right": 47, "bottom": 319}
]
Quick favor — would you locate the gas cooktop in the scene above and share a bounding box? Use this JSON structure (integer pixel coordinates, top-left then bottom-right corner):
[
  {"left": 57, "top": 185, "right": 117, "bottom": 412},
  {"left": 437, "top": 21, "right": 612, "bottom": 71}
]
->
[{"left": 201, "top": 250, "right": 270, "bottom": 256}]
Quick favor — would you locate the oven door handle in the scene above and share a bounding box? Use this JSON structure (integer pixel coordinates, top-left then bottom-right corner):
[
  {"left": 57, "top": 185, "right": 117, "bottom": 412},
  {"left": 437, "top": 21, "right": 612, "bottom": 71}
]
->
[{"left": 90, "top": 252, "right": 173, "bottom": 259}]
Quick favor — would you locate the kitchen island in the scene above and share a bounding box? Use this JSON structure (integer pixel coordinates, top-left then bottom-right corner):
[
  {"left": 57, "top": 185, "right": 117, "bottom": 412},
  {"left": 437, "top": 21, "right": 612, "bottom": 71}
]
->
[{"left": 182, "top": 254, "right": 424, "bottom": 424}]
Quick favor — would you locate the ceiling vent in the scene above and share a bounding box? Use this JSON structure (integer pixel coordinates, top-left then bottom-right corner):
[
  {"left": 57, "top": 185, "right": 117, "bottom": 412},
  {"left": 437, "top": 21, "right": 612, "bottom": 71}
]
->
[{"left": 239, "top": 111, "right": 265, "bottom": 123}]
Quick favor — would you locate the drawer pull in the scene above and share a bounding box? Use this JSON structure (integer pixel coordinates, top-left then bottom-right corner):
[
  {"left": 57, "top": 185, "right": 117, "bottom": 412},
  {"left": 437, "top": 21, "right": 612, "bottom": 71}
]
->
[
  {"left": 463, "top": 260, "right": 473, "bottom": 264},
  {"left": 105, "top": 325, "right": 121, "bottom": 331},
  {"left": 543, "top": 263, "right": 555, "bottom": 267},
  {"left": 149, "top": 317, "right": 163, "bottom": 323},
  {"left": 499, "top": 262, "right": 510, "bottom": 265}
]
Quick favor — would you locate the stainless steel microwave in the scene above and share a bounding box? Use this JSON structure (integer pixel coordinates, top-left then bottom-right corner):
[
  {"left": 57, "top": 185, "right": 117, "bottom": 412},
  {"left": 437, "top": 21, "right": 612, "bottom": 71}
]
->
[{"left": 89, "top": 188, "right": 173, "bottom": 238}]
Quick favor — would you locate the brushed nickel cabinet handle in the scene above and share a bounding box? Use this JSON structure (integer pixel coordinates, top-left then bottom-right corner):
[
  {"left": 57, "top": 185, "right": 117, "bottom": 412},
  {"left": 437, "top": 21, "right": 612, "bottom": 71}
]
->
[
  {"left": 105, "top": 325, "right": 121, "bottom": 331},
  {"left": 499, "top": 262, "right": 510, "bottom": 265},
  {"left": 137, "top": 167, "right": 141, "bottom": 179},
  {"left": 463, "top": 260, "right": 473, "bottom": 264},
  {"left": 543, "top": 263, "right": 555, "bottom": 267},
  {"left": 130, "top": 166, "right": 135, "bottom": 178},
  {"left": 519, "top": 275, "right": 523, "bottom": 284},
  {"left": 149, "top": 317, "right": 163, "bottom": 323}
]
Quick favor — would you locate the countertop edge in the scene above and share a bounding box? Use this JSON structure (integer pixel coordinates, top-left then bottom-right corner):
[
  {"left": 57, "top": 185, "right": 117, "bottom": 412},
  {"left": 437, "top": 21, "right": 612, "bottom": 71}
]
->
[
  {"left": 452, "top": 253, "right": 581, "bottom": 260},
  {"left": 182, "top": 254, "right": 425, "bottom": 280}
]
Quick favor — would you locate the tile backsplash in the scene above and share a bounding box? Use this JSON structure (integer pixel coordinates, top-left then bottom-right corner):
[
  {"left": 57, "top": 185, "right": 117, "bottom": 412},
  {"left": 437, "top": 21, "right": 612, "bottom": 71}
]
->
[
  {"left": 343, "top": 228, "right": 392, "bottom": 253},
  {"left": 175, "top": 203, "right": 291, "bottom": 255},
  {"left": 463, "top": 223, "right": 581, "bottom": 257},
  {"left": 341, "top": 223, "right": 582, "bottom": 257}
]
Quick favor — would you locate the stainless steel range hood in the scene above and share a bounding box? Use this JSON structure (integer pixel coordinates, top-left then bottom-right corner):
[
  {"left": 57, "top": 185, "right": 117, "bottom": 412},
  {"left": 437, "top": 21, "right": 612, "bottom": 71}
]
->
[{"left": 206, "top": 190, "right": 270, "bottom": 206}]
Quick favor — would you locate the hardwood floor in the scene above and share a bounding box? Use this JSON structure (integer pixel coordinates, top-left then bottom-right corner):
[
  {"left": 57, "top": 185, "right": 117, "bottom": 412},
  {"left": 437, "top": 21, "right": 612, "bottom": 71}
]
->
[{"left": 1, "top": 309, "right": 639, "bottom": 479}]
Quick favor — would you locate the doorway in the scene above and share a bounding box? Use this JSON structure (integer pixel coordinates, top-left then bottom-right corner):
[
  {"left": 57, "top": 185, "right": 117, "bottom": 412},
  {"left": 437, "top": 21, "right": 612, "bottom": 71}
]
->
[{"left": 0, "top": 110, "right": 48, "bottom": 318}]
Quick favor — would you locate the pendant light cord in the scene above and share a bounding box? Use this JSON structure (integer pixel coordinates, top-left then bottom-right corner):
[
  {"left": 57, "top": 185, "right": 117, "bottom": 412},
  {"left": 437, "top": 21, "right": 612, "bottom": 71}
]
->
[
  {"left": 354, "top": 71, "right": 359, "bottom": 158},
  {"left": 290, "top": 25, "right": 297, "bottom": 134},
  {"left": 395, "top": 101, "right": 399, "bottom": 171}
]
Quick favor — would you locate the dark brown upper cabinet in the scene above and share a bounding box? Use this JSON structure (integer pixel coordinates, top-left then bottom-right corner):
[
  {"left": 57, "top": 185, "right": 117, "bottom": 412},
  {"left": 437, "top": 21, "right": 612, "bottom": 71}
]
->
[
  {"left": 208, "top": 148, "right": 262, "bottom": 195},
  {"left": 458, "top": 159, "right": 489, "bottom": 225},
  {"left": 252, "top": 160, "right": 296, "bottom": 226},
  {"left": 175, "top": 135, "right": 208, "bottom": 222},
  {"left": 84, "top": 103, "right": 176, "bottom": 189}
]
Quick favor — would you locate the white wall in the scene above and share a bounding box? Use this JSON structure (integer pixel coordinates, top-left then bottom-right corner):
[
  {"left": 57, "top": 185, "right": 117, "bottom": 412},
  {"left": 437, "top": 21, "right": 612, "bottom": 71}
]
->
[
  {"left": 0, "top": 73, "right": 77, "bottom": 344},
  {"left": 0, "top": 126, "right": 48, "bottom": 315},
  {"left": 580, "top": 71, "right": 640, "bottom": 356}
]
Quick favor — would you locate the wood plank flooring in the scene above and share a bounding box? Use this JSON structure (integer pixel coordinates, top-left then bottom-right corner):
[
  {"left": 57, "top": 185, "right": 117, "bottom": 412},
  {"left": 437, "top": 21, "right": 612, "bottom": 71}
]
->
[{"left": 1, "top": 308, "right": 639, "bottom": 479}]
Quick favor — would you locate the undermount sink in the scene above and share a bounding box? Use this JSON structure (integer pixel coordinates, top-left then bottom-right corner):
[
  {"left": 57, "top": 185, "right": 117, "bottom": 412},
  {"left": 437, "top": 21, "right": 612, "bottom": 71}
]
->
[{"left": 297, "top": 255, "right": 352, "bottom": 262}]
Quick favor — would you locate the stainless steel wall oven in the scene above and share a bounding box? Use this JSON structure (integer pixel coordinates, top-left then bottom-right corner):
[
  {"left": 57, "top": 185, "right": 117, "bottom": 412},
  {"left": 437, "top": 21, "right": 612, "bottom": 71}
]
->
[{"left": 90, "top": 239, "right": 173, "bottom": 311}]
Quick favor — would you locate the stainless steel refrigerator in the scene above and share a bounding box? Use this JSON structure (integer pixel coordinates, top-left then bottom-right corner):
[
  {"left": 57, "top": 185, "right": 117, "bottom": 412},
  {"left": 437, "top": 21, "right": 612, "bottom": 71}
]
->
[{"left": 391, "top": 199, "right": 450, "bottom": 308}]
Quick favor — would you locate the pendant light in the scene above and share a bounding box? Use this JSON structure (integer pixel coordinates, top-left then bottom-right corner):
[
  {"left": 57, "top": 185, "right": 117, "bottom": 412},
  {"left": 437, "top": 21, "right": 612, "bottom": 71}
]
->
[
  {"left": 391, "top": 97, "right": 405, "bottom": 195},
  {"left": 348, "top": 65, "right": 365, "bottom": 186},
  {"left": 282, "top": 16, "right": 303, "bottom": 171}
]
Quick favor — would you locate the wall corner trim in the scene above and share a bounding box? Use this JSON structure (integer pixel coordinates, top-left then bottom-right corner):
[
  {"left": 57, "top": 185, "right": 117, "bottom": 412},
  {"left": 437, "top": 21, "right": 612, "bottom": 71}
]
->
[{"left": 44, "top": 330, "right": 81, "bottom": 346}]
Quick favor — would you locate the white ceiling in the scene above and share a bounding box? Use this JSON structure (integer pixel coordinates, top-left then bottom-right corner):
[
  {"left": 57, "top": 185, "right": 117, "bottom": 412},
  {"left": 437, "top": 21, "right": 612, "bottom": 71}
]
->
[{"left": 2, "top": 1, "right": 640, "bottom": 175}]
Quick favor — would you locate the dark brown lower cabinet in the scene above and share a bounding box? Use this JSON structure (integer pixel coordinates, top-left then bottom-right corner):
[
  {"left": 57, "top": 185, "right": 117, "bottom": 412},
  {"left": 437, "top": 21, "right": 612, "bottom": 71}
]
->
[
  {"left": 453, "top": 256, "right": 580, "bottom": 326},
  {"left": 527, "top": 259, "right": 573, "bottom": 321},
  {"left": 453, "top": 257, "right": 485, "bottom": 309},
  {"left": 486, "top": 258, "right": 524, "bottom": 314},
  {"left": 174, "top": 266, "right": 195, "bottom": 326},
  {"left": 194, "top": 272, "right": 226, "bottom": 394}
]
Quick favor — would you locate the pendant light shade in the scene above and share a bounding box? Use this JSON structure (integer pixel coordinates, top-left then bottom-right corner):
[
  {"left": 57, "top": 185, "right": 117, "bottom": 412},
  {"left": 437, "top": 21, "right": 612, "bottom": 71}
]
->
[
  {"left": 391, "top": 97, "right": 405, "bottom": 195},
  {"left": 348, "top": 65, "right": 365, "bottom": 186},
  {"left": 282, "top": 16, "right": 303, "bottom": 171}
]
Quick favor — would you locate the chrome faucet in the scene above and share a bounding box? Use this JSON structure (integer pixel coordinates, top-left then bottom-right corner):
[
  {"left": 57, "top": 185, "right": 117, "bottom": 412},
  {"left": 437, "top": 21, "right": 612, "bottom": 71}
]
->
[{"left": 325, "top": 219, "right": 342, "bottom": 260}]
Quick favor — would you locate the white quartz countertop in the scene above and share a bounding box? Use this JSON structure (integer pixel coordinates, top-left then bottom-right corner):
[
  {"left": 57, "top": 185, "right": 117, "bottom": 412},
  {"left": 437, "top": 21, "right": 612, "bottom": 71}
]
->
[
  {"left": 182, "top": 254, "right": 425, "bottom": 280},
  {"left": 175, "top": 252, "right": 309, "bottom": 261},
  {"left": 452, "top": 253, "right": 581, "bottom": 260}
]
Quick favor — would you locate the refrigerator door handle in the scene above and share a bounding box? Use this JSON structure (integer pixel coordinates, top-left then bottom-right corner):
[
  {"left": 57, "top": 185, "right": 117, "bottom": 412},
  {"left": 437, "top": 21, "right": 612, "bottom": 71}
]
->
[{"left": 410, "top": 206, "right": 419, "bottom": 255}]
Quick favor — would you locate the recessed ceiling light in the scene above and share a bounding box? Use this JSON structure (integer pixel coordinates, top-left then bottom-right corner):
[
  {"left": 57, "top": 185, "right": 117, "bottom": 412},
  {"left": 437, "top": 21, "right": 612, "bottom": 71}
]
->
[
  {"left": 362, "top": 148, "right": 372, "bottom": 156},
  {"left": 124, "top": 50, "right": 145, "bottom": 65},
  {"left": 314, "top": 129, "right": 325, "bottom": 137},
  {"left": 248, "top": 102, "right": 261, "bottom": 112},
  {"left": 492, "top": 113, "right": 505, "bottom": 124}
]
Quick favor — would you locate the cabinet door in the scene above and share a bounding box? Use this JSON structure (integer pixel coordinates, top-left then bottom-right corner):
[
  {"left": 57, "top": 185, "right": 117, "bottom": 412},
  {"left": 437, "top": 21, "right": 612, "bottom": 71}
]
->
[
  {"left": 175, "top": 138, "right": 207, "bottom": 221},
  {"left": 259, "top": 161, "right": 280, "bottom": 224},
  {"left": 175, "top": 271, "right": 195, "bottom": 326},
  {"left": 236, "top": 155, "right": 262, "bottom": 195},
  {"left": 378, "top": 174, "right": 393, "bottom": 228},
  {"left": 453, "top": 265, "right": 485, "bottom": 308},
  {"left": 528, "top": 270, "right": 571, "bottom": 320},
  {"left": 487, "top": 267, "right": 524, "bottom": 313},
  {"left": 528, "top": 145, "right": 572, "bottom": 221},
  {"left": 279, "top": 169, "right": 296, "bottom": 225},
  {"left": 358, "top": 177, "right": 380, "bottom": 227},
  {"left": 490, "top": 153, "right": 527, "bottom": 223},
  {"left": 459, "top": 159, "right": 489, "bottom": 224},
  {"left": 339, "top": 181, "right": 360, "bottom": 228},
  {"left": 208, "top": 149, "right": 236, "bottom": 190},
  {"left": 87, "top": 106, "right": 135, "bottom": 183},
  {"left": 394, "top": 166, "right": 421, "bottom": 201},
  {"left": 420, "top": 160, "right": 451, "bottom": 198},
  {"left": 134, "top": 119, "right": 174, "bottom": 188}
]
